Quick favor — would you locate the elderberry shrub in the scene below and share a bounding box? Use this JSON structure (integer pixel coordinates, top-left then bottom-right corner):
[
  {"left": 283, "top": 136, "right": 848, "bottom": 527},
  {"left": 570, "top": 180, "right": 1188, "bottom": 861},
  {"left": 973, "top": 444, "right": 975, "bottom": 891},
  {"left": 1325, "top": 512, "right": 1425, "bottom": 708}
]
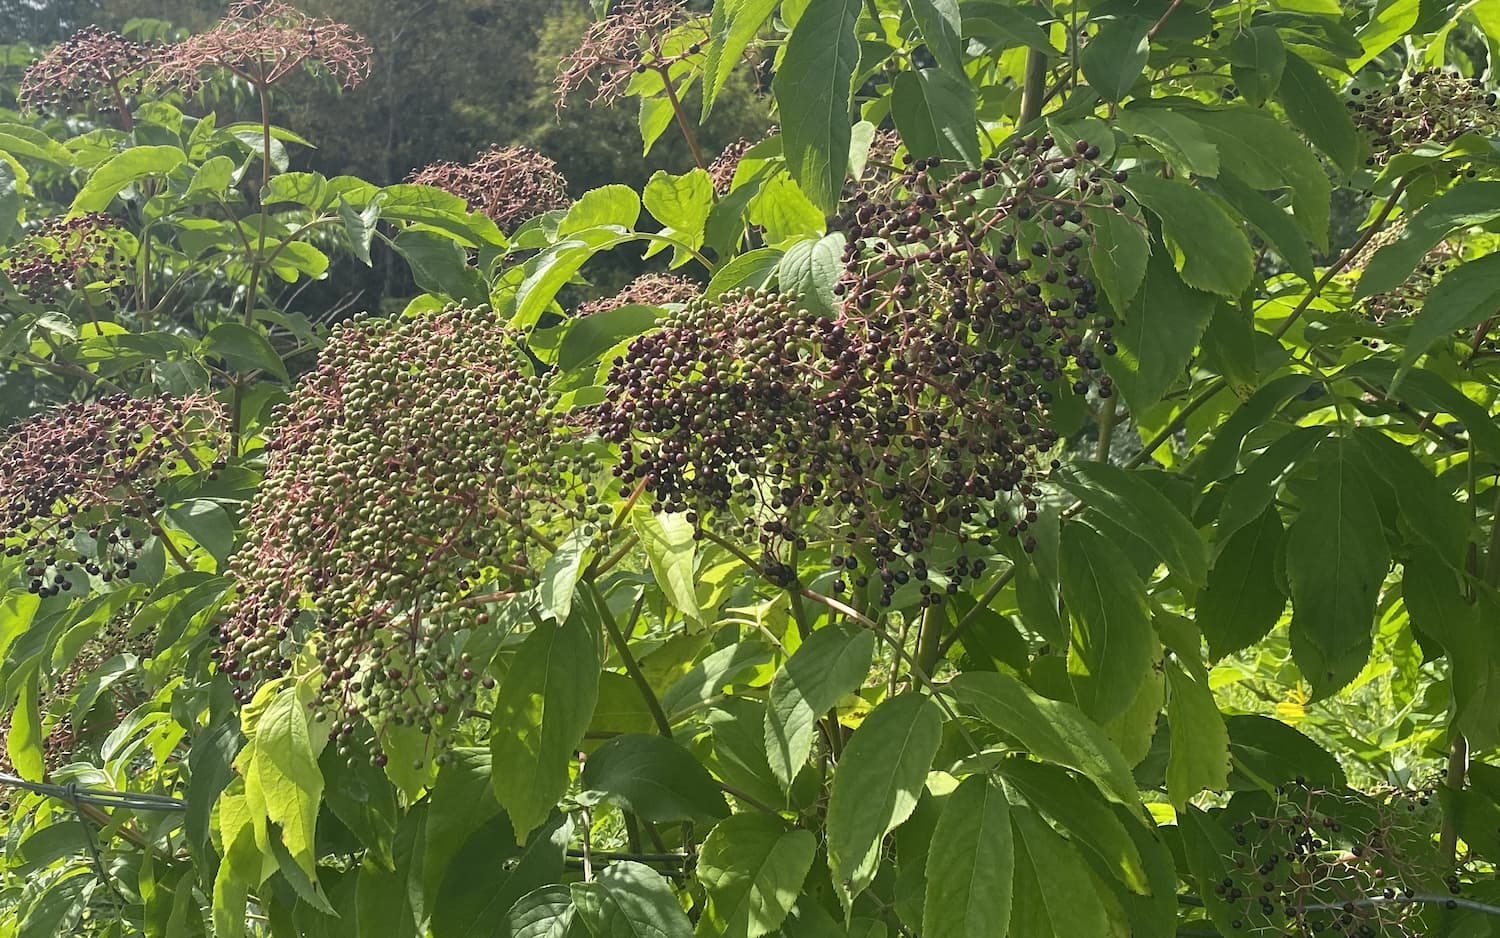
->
[
  {"left": 599, "top": 138, "right": 1129, "bottom": 608},
  {"left": 220, "top": 306, "right": 603, "bottom": 763},
  {"left": 0, "top": 394, "right": 226, "bottom": 598}
]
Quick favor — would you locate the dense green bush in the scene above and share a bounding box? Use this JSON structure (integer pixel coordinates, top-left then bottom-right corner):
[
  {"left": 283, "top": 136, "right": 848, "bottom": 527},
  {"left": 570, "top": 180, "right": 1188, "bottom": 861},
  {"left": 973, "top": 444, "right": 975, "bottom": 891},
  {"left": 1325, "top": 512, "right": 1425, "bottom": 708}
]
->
[{"left": 1, "top": 0, "right": 1500, "bottom": 936}]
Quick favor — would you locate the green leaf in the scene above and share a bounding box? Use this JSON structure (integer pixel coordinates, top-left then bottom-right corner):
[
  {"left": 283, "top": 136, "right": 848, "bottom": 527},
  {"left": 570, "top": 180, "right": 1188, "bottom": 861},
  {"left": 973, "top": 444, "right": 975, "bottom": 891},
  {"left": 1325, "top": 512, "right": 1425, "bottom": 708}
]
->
[
  {"left": 560, "top": 304, "right": 661, "bottom": 372},
  {"left": 391, "top": 228, "right": 485, "bottom": 303},
  {"left": 708, "top": 247, "right": 784, "bottom": 298},
  {"left": 492, "top": 610, "right": 601, "bottom": 843},
  {"left": 241, "top": 686, "right": 326, "bottom": 881},
  {"left": 1352, "top": 0, "right": 1420, "bottom": 71},
  {"left": 539, "top": 530, "right": 592, "bottom": 624},
  {"left": 1228, "top": 26, "right": 1285, "bottom": 106},
  {"left": 1008, "top": 806, "right": 1112, "bottom": 937},
  {"left": 1182, "top": 107, "right": 1330, "bottom": 249},
  {"left": 748, "top": 174, "right": 825, "bottom": 246},
  {"left": 561, "top": 185, "right": 642, "bottom": 236},
  {"left": 578, "top": 733, "right": 730, "bottom": 823},
  {"left": 773, "top": 0, "right": 861, "bottom": 213},
  {"left": 1178, "top": 806, "right": 1249, "bottom": 936},
  {"left": 0, "top": 122, "right": 73, "bottom": 164},
  {"left": 905, "top": 0, "right": 965, "bottom": 74},
  {"left": 996, "top": 759, "right": 1150, "bottom": 894},
  {"left": 424, "top": 749, "right": 501, "bottom": 906},
  {"left": 1275, "top": 52, "right": 1359, "bottom": 176},
  {"left": 1060, "top": 522, "right": 1156, "bottom": 722},
  {"left": 508, "top": 886, "right": 586, "bottom": 938},
  {"left": 1165, "top": 657, "right": 1230, "bottom": 808},
  {"left": 1403, "top": 550, "right": 1500, "bottom": 752},
  {"left": 339, "top": 194, "right": 382, "bottom": 266},
  {"left": 923, "top": 775, "right": 1013, "bottom": 938},
  {"left": 1225, "top": 714, "right": 1345, "bottom": 790},
  {"left": 515, "top": 229, "right": 635, "bottom": 329},
  {"left": 827, "top": 693, "right": 943, "bottom": 904},
  {"left": 705, "top": 0, "right": 780, "bottom": 116},
  {"left": 1198, "top": 505, "right": 1287, "bottom": 660},
  {"left": 961, "top": 1, "right": 1057, "bottom": 50},
  {"left": 1085, "top": 206, "right": 1150, "bottom": 311},
  {"left": 6, "top": 670, "right": 43, "bottom": 782},
  {"left": 432, "top": 812, "right": 572, "bottom": 938},
  {"left": 200, "top": 322, "right": 289, "bottom": 382},
  {"left": 1193, "top": 374, "right": 1316, "bottom": 483},
  {"left": 1349, "top": 428, "right": 1467, "bottom": 564},
  {"left": 890, "top": 68, "right": 982, "bottom": 167},
  {"left": 70, "top": 145, "right": 186, "bottom": 214},
  {"left": 1080, "top": 17, "right": 1150, "bottom": 102},
  {"left": 1357, "top": 181, "right": 1500, "bottom": 297},
  {"left": 167, "top": 499, "right": 236, "bottom": 567},
  {"left": 948, "top": 670, "right": 1139, "bottom": 806},
  {"left": 1055, "top": 462, "right": 1207, "bottom": 585},
  {"left": 633, "top": 510, "right": 703, "bottom": 625},
  {"left": 1124, "top": 175, "right": 1254, "bottom": 297},
  {"left": 697, "top": 815, "right": 816, "bottom": 938},
  {"left": 644, "top": 169, "right": 714, "bottom": 248},
  {"left": 764, "top": 623, "right": 877, "bottom": 790},
  {"left": 188, "top": 155, "right": 237, "bottom": 196},
  {"left": 1398, "top": 253, "right": 1500, "bottom": 381},
  {"left": 1205, "top": 173, "right": 1316, "bottom": 283},
  {"left": 662, "top": 641, "right": 771, "bottom": 720},
  {"left": 1286, "top": 439, "right": 1390, "bottom": 698},
  {"left": 777, "top": 233, "right": 846, "bottom": 317},
  {"left": 1114, "top": 109, "right": 1220, "bottom": 178},
  {"left": 573, "top": 862, "right": 694, "bottom": 938}
]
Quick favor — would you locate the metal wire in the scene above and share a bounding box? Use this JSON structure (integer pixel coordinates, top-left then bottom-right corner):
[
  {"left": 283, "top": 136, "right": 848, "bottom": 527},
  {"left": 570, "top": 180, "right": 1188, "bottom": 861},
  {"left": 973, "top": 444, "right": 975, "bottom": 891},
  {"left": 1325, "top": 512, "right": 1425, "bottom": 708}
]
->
[{"left": 0, "top": 771, "right": 184, "bottom": 812}]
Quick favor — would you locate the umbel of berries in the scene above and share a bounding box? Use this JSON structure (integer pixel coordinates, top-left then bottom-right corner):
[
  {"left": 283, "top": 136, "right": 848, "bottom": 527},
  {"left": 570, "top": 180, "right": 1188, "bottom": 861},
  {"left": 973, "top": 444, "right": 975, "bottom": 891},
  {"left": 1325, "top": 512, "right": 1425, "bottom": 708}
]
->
[
  {"left": 220, "top": 306, "right": 602, "bottom": 764},
  {"left": 0, "top": 394, "right": 226, "bottom": 598},
  {"left": 598, "top": 139, "right": 1129, "bottom": 607}
]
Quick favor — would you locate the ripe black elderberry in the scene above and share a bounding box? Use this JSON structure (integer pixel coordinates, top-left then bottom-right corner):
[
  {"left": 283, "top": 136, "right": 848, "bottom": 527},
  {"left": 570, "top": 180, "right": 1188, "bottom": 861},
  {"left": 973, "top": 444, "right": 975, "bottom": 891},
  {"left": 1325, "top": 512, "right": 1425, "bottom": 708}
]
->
[{"left": 221, "top": 306, "right": 602, "bottom": 760}]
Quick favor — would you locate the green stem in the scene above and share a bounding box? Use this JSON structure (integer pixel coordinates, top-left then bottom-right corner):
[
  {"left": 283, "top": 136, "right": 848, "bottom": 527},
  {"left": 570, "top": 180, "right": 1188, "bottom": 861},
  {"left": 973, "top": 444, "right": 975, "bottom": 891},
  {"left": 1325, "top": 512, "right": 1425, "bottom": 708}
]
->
[
  {"left": 588, "top": 581, "right": 672, "bottom": 737},
  {"left": 1018, "top": 50, "right": 1048, "bottom": 128},
  {"left": 654, "top": 64, "right": 707, "bottom": 173},
  {"left": 1269, "top": 175, "right": 1411, "bottom": 342},
  {"left": 1095, "top": 401, "right": 1120, "bottom": 463}
]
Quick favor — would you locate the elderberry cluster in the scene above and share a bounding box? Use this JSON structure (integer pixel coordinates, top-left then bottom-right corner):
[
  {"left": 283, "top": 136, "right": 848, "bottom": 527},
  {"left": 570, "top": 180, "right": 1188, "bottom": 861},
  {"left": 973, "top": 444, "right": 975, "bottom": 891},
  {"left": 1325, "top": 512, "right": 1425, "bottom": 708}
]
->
[
  {"left": 1349, "top": 70, "right": 1500, "bottom": 165},
  {"left": 1350, "top": 219, "right": 1462, "bottom": 325},
  {"left": 0, "top": 214, "right": 129, "bottom": 305},
  {"left": 18, "top": 26, "right": 163, "bottom": 117},
  {"left": 600, "top": 140, "right": 1126, "bottom": 606},
  {"left": 220, "top": 306, "right": 603, "bottom": 763},
  {"left": 1208, "top": 782, "right": 1448, "bottom": 937},
  {"left": 0, "top": 394, "right": 225, "bottom": 598}
]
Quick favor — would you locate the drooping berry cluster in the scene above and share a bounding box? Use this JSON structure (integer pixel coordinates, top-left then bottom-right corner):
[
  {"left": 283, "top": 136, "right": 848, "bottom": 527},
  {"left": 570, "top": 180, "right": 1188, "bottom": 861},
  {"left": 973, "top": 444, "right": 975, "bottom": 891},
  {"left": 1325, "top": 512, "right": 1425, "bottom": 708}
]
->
[
  {"left": 1349, "top": 70, "right": 1499, "bottom": 165},
  {"left": 154, "top": 0, "right": 372, "bottom": 92},
  {"left": 575, "top": 273, "right": 700, "bottom": 317},
  {"left": 1209, "top": 783, "right": 1450, "bottom": 937},
  {"left": 17, "top": 26, "right": 164, "bottom": 118},
  {"left": 0, "top": 394, "right": 226, "bottom": 598},
  {"left": 407, "top": 145, "right": 570, "bottom": 232},
  {"left": 598, "top": 140, "right": 1125, "bottom": 605},
  {"left": 220, "top": 307, "right": 602, "bottom": 760},
  {"left": 0, "top": 214, "right": 129, "bottom": 305},
  {"left": 556, "top": 0, "right": 707, "bottom": 108},
  {"left": 709, "top": 137, "right": 755, "bottom": 195},
  {"left": 1350, "top": 219, "right": 1462, "bottom": 325}
]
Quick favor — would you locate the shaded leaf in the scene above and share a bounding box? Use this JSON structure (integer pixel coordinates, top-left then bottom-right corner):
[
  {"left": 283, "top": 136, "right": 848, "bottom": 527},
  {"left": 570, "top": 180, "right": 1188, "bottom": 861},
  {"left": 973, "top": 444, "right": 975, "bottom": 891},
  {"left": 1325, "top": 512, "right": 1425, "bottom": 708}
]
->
[
  {"left": 578, "top": 733, "right": 730, "bottom": 823},
  {"left": 764, "top": 623, "right": 876, "bottom": 790},
  {"left": 697, "top": 814, "right": 816, "bottom": 938},
  {"left": 923, "top": 775, "right": 1012, "bottom": 938},
  {"left": 827, "top": 693, "right": 943, "bottom": 904}
]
